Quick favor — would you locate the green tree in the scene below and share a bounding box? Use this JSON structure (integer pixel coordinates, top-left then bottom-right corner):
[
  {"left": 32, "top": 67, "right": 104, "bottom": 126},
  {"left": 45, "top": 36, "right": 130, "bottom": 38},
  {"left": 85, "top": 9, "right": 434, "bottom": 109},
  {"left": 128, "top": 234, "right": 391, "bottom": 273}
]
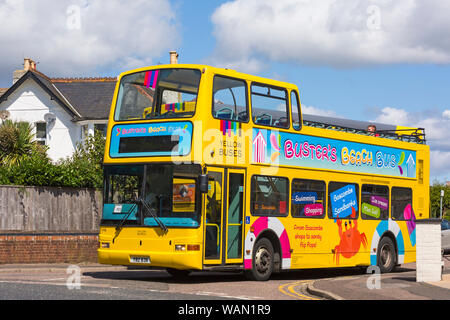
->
[
  {"left": 430, "top": 181, "right": 450, "bottom": 220},
  {"left": 0, "top": 120, "right": 43, "bottom": 166}
]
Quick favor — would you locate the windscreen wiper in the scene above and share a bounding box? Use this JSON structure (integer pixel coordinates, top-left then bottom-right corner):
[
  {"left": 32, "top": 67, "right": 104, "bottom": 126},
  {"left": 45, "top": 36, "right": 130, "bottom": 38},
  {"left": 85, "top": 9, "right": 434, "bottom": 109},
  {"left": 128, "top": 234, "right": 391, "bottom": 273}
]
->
[
  {"left": 138, "top": 198, "right": 168, "bottom": 233},
  {"left": 113, "top": 202, "right": 138, "bottom": 242}
]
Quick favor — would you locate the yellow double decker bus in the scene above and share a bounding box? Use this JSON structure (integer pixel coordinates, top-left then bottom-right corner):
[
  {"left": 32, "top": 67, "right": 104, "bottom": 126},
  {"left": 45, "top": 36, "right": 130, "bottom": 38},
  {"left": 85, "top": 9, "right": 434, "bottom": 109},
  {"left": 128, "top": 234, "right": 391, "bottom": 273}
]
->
[{"left": 98, "top": 64, "right": 429, "bottom": 281}]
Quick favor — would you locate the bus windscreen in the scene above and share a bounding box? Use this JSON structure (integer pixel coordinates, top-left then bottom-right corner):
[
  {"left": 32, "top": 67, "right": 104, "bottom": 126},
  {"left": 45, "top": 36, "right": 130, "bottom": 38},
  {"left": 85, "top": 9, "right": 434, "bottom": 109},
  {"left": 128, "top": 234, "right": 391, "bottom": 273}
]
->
[
  {"left": 114, "top": 68, "right": 201, "bottom": 121},
  {"left": 102, "top": 164, "right": 201, "bottom": 227}
]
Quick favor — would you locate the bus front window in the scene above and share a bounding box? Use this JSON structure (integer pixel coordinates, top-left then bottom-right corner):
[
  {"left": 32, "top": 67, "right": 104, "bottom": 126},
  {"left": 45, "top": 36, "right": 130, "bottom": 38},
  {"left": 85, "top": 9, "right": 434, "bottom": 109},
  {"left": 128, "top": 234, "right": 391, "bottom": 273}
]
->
[
  {"left": 101, "top": 164, "right": 201, "bottom": 228},
  {"left": 142, "top": 164, "right": 200, "bottom": 227},
  {"left": 102, "top": 165, "right": 144, "bottom": 225},
  {"left": 114, "top": 68, "right": 201, "bottom": 121}
]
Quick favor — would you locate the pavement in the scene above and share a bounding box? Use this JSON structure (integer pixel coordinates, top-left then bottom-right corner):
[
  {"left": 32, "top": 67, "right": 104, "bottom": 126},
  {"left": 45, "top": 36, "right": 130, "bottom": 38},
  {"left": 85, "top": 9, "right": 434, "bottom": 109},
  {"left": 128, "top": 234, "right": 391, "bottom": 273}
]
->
[
  {"left": 0, "top": 256, "right": 448, "bottom": 300},
  {"left": 306, "top": 254, "right": 450, "bottom": 300}
]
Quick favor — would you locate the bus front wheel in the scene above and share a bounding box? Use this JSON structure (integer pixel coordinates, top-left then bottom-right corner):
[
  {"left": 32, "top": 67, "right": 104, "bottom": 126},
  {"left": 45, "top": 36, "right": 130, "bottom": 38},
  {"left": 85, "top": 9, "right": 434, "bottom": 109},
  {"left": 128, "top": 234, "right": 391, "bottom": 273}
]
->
[{"left": 245, "top": 238, "right": 274, "bottom": 281}]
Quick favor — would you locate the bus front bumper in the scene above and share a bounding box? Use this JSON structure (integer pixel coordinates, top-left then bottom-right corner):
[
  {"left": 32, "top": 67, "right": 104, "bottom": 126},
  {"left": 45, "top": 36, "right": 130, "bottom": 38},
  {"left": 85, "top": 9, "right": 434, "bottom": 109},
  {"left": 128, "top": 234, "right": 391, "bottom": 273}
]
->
[{"left": 97, "top": 248, "right": 202, "bottom": 270}]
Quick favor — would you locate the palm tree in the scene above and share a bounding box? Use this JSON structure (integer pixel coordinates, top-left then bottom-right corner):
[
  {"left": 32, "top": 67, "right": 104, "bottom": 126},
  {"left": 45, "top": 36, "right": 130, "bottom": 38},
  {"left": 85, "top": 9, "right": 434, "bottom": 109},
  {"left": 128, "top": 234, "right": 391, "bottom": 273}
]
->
[{"left": 0, "top": 120, "right": 41, "bottom": 166}]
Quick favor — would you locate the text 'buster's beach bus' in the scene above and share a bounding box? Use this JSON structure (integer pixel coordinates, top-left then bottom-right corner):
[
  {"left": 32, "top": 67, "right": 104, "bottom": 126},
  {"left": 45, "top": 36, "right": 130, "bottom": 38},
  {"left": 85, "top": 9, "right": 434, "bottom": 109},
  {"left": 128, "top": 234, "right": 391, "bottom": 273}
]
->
[{"left": 97, "top": 64, "right": 429, "bottom": 281}]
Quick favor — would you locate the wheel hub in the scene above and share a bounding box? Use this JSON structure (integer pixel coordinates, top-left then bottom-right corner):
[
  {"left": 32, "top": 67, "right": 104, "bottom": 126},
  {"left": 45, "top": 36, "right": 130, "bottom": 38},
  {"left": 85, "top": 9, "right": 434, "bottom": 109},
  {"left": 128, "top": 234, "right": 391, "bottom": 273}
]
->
[
  {"left": 255, "top": 247, "right": 271, "bottom": 274},
  {"left": 380, "top": 244, "right": 392, "bottom": 267}
]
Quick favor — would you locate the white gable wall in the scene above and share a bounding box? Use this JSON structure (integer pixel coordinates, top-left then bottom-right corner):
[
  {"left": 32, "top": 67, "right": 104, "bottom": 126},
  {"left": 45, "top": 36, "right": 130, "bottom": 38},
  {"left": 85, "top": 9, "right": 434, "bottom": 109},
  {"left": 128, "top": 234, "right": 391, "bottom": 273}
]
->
[{"left": 0, "top": 78, "right": 82, "bottom": 161}]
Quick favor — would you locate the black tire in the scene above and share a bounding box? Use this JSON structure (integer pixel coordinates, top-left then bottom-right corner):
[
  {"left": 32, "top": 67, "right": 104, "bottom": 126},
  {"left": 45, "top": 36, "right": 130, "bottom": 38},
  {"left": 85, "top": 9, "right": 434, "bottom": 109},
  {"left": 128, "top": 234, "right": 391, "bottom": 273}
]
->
[
  {"left": 166, "top": 268, "right": 190, "bottom": 278},
  {"left": 245, "top": 238, "right": 274, "bottom": 281},
  {"left": 377, "top": 237, "right": 396, "bottom": 273}
]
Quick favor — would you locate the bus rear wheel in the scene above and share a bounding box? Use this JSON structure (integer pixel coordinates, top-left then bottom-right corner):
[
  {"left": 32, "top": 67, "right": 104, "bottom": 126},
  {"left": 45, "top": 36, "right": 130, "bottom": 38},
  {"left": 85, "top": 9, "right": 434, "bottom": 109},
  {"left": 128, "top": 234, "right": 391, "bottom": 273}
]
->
[
  {"left": 245, "top": 238, "right": 274, "bottom": 281},
  {"left": 377, "top": 237, "right": 396, "bottom": 273}
]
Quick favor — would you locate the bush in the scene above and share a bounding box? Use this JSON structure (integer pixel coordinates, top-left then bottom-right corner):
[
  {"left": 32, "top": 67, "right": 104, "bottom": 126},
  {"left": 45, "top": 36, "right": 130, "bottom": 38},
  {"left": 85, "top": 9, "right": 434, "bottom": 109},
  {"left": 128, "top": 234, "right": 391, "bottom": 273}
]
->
[
  {"left": 0, "top": 120, "right": 36, "bottom": 167},
  {"left": 0, "top": 127, "right": 105, "bottom": 189}
]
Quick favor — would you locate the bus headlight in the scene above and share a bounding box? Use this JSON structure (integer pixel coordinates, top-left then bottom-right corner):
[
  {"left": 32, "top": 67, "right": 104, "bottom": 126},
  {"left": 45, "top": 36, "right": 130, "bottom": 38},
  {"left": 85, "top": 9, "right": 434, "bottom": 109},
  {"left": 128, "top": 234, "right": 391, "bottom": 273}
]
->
[
  {"left": 175, "top": 244, "right": 186, "bottom": 251},
  {"left": 101, "top": 242, "right": 110, "bottom": 249}
]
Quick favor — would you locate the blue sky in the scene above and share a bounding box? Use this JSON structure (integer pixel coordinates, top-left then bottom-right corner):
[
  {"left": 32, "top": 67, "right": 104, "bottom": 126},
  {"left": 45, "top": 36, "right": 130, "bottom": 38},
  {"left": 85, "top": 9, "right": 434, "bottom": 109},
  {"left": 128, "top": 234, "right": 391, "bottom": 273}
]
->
[{"left": 0, "top": 0, "right": 449, "bottom": 183}]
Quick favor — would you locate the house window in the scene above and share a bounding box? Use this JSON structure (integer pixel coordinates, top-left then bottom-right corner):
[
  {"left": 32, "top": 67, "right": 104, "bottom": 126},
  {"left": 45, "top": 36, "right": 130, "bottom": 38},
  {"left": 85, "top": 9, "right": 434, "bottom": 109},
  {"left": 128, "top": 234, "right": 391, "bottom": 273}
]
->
[
  {"left": 94, "top": 123, "right": 107, "bottom": 137},
  {"left": 81, "top": 124, "right": 88, "bottom": 140},
  {"left": 35, "top": 122, "right": 46, "bottom": 145}
]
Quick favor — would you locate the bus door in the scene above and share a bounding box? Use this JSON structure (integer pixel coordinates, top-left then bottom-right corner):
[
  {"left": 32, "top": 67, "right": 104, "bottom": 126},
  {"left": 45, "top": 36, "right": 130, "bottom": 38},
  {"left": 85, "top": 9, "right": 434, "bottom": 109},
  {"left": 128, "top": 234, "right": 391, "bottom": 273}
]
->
[
  {"left": 203, "top": 168, "right": 245, "bottom": 265},
  {"left": 225, "top": 169, "right": 245, "bottom": 263},
  {"left": 204, "top": 169, "right": 223, "bottom": 265}
]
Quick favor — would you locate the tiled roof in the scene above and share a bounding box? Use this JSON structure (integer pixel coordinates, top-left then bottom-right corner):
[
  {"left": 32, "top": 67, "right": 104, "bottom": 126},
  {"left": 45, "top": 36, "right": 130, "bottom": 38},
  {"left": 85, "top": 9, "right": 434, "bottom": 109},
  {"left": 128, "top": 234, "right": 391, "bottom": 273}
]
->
[
  {"left": 53, "top": 79, "right": 116, "bottom": 120},
  {"left": 0, "top": 70, "right": 117, "bottom": 121}
]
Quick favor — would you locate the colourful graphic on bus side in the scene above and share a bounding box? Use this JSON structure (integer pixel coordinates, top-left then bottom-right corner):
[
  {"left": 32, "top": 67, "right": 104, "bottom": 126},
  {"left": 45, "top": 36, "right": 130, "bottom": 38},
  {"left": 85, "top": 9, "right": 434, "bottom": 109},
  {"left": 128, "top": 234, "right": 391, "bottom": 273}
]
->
[
  {"left": 220, "top": 120, "right": 242, "bottom": 137},
  {"left": 252, "top": 129, "right": 416, "bottom": 178},
  {"left": 244, "top": 216, "right": 292, "bottom": 270},
  {"left": 330, "top": 185, "right": 358, "bottom": 218}
]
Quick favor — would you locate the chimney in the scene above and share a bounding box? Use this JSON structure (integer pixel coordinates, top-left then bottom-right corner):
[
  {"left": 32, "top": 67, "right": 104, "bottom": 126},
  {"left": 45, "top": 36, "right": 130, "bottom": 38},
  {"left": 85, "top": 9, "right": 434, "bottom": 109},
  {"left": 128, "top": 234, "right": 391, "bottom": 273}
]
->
[
  {"left": 13, "top": 58, "right": 37, "bottom": 84},
  {"left": 169, "top": 51, "right": 178, "bottom": 64}
]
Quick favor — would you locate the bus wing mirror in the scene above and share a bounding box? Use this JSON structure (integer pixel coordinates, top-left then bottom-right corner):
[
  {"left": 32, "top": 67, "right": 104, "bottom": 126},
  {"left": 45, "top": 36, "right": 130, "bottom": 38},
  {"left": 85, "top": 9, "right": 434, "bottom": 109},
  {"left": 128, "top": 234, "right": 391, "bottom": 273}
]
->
[{"left": 199, "top": 174, "right": 209, "bottom": 193}]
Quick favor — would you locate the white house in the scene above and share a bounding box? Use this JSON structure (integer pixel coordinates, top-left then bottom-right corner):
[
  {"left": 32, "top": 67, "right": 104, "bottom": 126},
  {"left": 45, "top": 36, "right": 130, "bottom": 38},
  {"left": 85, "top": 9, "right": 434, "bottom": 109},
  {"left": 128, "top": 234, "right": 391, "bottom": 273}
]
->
[{"left": 0, "top": 58, "right": 116, "bottom": 161}]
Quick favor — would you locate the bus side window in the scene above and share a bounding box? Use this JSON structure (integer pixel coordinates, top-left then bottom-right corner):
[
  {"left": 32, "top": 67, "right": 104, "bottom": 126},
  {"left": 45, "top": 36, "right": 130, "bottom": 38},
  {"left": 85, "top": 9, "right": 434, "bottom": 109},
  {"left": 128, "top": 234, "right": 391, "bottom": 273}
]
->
[
  {"left": 251, "top": 175, "right": 289, "bottom": 216},
  {"left": 212, "top": 76, "right": 248, "bottom": 122},
  {"left": 391, "top": 187, "right": 414, "bottom": 221},
  {"left": 291, "top": 179, "right": 325, "bottom": 218},
  {"left": 327, "top": 181, "right": 359, "bottom": 219},
  {"left": 291, "top": 91, "right": 301, "bottom": 131},
  {"left": 361, "top": 184, "right": 389, "bottom": 220}
]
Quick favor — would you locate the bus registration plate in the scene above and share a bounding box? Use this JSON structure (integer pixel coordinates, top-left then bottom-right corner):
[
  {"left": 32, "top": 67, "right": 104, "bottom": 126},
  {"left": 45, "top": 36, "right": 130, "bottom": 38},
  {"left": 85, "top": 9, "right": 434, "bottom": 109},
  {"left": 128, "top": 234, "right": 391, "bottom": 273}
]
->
[{"left": 130, "top": 256, "right": 150, "bottom": 264}]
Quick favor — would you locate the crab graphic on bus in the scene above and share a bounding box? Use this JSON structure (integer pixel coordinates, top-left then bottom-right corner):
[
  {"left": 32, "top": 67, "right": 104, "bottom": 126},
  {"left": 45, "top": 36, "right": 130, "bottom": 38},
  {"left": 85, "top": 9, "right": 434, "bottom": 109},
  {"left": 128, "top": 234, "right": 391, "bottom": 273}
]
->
[{"left": 333, "top": 207, "right": 368, "bottom": 265}]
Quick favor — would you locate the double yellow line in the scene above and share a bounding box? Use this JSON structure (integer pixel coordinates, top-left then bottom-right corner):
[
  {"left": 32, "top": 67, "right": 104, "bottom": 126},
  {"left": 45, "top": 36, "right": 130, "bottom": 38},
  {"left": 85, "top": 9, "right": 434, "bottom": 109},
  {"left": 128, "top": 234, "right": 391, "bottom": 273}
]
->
[{"left": 278, "top": 280, "right": 320, "bottom": 300}]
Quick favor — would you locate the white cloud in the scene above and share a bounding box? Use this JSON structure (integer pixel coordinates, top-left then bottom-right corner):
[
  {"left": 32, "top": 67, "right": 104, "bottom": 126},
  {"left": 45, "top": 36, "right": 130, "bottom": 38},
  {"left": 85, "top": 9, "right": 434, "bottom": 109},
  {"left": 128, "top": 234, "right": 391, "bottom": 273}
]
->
[
  {"left": 302, "top": 105, "right": 339, "bottom": 117},
  {"left": 211, "top": 0, "right": 450, "bottom": 70},
  {"left": 443, "top": 110, "right": 450, "bottom": 119},
  {"left": 372, "top": 107, "right": 411, "bottom": 126},
  {"left": 430, "top": 150, "right": 450, "bottom": 183},
  {"left": 0, "top": 0, "right": 179, "bottom": 81}
]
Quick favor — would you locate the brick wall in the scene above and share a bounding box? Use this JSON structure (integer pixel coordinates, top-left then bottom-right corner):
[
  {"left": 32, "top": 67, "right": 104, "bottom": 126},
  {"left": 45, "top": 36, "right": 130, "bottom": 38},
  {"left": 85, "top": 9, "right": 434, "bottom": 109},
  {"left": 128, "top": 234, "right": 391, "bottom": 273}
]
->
[
  {"left": 0, "top": 185, "right": 102, "bottom": 264},
  {"left": 0, "top": 233, "right": 99, "bottom": 264}
]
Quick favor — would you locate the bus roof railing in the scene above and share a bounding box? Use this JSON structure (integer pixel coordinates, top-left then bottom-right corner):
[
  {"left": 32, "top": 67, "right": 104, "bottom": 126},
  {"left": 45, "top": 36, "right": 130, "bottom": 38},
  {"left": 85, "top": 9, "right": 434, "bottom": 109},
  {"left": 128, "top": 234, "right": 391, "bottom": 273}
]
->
[{"left": 302, "top": 116, "right": 426, "bottom": 144}]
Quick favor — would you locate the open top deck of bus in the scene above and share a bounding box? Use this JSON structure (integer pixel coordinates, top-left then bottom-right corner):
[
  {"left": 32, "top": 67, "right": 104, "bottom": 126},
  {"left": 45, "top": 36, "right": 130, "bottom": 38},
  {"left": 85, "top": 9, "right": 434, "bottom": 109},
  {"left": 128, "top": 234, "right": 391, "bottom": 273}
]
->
[{"left": 110, "top": 63, "right": 425, "bottom": 142}]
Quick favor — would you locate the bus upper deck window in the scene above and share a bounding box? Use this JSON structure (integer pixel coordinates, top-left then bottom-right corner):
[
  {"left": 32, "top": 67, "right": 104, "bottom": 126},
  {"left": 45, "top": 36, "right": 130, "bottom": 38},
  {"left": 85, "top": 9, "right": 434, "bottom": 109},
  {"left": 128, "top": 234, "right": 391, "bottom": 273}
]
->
[
  {"left": 251, "top": 84, "right": 289, "bottom": 129},
  {"left": 212, "top": 76, "right": 248, "bottom": 122},
  {"left": 291, "top": 91, "right": 301, "bottom": 130},
  {"left": 114, "top": 68, "right": 201, "bottom": 121}
]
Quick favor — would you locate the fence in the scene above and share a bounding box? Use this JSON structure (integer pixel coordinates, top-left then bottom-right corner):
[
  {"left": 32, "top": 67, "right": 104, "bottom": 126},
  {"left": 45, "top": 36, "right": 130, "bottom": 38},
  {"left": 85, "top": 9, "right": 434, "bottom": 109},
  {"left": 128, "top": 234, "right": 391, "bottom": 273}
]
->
[{"left": 0, "top": 185, "right": 102, "bottom": 264}]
